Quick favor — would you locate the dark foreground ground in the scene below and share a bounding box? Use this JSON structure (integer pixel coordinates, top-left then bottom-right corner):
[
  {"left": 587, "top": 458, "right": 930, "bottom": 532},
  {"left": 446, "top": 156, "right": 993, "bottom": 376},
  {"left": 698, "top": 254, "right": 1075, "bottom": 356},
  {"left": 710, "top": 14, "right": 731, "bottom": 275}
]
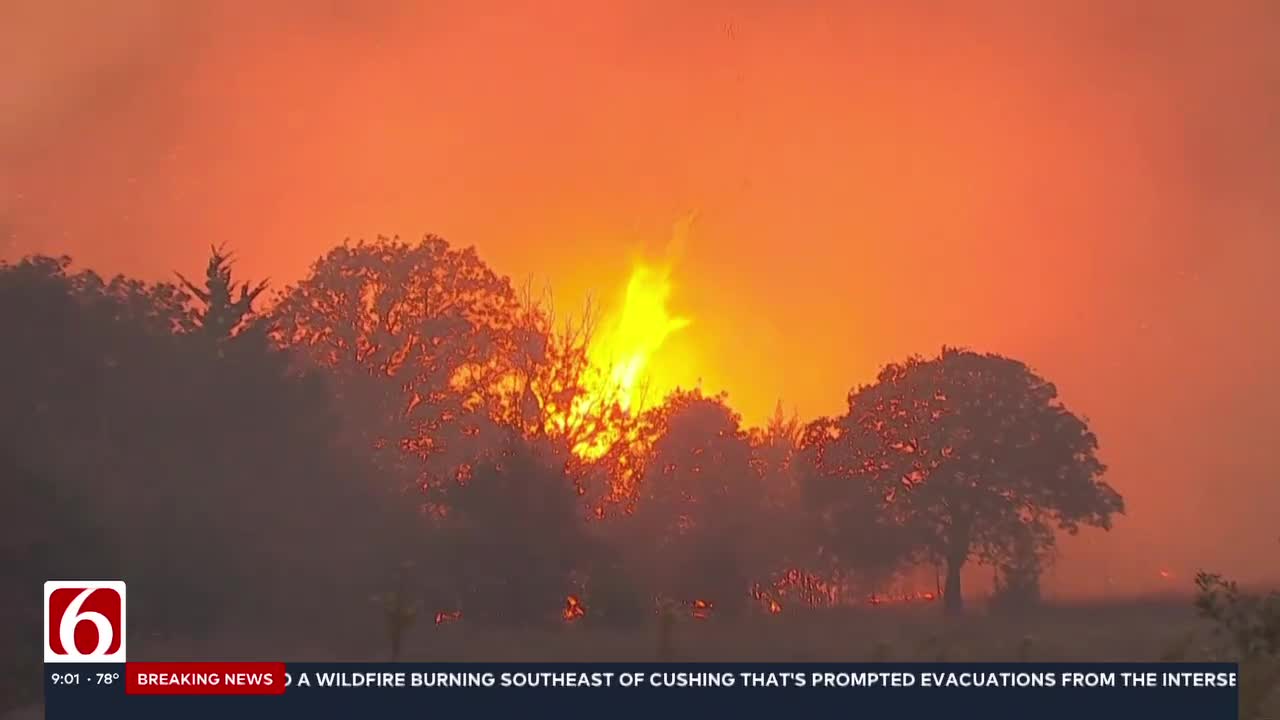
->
[
  {"left": 5, "top": 596, "right": 1275, "bottom": 717},
  {"left": 121, "top": 596, "right": 1227, "bottom": 663}
]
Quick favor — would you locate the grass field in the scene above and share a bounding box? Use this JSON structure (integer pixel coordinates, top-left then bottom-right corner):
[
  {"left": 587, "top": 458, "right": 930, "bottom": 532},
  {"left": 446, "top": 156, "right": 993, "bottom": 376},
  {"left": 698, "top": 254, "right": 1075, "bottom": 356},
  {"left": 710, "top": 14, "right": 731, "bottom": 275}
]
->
[{"left": 181, "top": 597, "right": 1212, "bottom": 663}]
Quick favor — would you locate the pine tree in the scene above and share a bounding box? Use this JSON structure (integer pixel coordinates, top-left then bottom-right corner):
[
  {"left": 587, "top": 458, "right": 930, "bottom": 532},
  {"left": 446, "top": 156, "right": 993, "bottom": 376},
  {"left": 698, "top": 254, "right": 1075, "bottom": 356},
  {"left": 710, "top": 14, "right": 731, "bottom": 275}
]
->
[{"left": 175, "top": 245, "right": 269, "bottom": 341}]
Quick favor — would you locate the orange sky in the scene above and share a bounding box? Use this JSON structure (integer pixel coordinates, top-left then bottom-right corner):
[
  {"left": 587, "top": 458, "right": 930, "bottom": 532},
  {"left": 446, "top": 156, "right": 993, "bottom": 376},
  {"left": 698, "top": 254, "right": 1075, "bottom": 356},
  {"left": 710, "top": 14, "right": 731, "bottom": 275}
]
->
[{"left": 3, "top": 0, "right": 1278, "bottom": 595}]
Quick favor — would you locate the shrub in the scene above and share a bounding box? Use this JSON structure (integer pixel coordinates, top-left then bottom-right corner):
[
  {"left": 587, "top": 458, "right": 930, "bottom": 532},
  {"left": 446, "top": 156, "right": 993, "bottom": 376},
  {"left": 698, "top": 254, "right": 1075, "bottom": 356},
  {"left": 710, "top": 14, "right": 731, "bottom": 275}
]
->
[{"left": 1193, "top": 571, "right": 1280, "bottom": 719}]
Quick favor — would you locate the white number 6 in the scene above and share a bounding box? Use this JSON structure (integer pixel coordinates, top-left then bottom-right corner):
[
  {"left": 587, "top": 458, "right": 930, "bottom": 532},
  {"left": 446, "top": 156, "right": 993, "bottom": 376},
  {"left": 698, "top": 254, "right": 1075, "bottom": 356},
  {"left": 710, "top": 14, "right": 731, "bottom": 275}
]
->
[{"left": 60, "top": 589, "right": 114, "bottom": 657}]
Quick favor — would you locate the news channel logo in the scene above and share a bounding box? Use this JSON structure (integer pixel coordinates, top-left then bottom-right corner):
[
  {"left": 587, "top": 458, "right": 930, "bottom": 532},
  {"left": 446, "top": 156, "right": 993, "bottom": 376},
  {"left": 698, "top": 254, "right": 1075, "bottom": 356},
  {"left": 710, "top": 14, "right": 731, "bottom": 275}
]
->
[{"left": 44, "top": 580, "right": 127, "bottom": 663}]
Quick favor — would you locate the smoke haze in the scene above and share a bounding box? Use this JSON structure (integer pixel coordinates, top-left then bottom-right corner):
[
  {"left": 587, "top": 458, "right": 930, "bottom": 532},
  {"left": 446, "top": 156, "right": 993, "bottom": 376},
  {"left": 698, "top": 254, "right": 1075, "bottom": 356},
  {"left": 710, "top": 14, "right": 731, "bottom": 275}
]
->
[{"left": 3, "top": 0, "right": 1278, "bottom": 593}]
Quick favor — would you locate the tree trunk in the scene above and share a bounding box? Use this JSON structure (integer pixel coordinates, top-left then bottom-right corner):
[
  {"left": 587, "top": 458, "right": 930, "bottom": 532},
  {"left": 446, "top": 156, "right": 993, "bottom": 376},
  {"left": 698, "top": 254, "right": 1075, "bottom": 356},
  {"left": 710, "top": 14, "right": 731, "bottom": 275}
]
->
[
  {"left": 944, "top": 554, "right": 965, "bottom": 615},
  {"left": 943, "top": 513, "right": 973, "bottom": 616}
]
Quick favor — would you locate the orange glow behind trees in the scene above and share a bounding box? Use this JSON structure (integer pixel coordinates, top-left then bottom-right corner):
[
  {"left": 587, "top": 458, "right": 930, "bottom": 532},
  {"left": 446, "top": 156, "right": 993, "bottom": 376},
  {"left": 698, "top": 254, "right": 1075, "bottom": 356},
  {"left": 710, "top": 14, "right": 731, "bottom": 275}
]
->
[
  {"left": 253, "top": 233, "right": 1128, "bottom": 620},
  {"left": 8, "top": 1, "right": 1280, "bottom": 600},
  {"left": 3, "top": 237, "right": 1132, "bottom": 630}
]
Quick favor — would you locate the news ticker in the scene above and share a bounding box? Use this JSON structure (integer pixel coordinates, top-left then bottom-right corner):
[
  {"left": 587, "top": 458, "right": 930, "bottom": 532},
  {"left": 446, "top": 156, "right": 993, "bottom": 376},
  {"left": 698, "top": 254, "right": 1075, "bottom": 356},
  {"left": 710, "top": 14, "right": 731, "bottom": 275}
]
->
[{"left": 45, "top": 662, "right": 1239, "bottom": 720}]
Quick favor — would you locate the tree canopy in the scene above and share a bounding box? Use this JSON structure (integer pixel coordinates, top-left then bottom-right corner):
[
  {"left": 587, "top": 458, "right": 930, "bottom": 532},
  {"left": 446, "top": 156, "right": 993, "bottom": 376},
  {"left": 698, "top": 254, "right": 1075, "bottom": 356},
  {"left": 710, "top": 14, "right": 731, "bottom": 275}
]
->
[
  {"left": 804, "top": 347, "right": 1124, "bottom": 613},
  {"left": 269, "top": 236, "right": 537, "bottom": 495},
  {"left": 3, "top": 239, "right": 1128, "bottom": 655},
  {"left": 1, "top": 251, "right": 403, "bottom": 641},
  {"left": 628, "top": 390, "right": 768, "bottom": 615}
]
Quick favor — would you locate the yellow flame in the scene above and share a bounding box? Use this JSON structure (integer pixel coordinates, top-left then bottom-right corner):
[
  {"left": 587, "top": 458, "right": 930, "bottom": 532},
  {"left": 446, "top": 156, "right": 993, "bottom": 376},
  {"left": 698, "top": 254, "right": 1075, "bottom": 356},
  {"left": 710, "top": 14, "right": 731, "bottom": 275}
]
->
[
  {"left": 558, "top": 216, "right": 696, "bottom": 459},
  {"left": 589, "top": 264, "right": 691, "bottom": 413}
]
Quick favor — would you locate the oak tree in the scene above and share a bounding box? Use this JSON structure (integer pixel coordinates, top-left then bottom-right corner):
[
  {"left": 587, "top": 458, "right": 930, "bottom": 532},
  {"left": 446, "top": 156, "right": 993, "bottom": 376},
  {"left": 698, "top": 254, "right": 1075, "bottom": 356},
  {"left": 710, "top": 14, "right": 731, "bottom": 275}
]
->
[{"left": 816, "top": 347, "right": 1123, "bottom": 613}]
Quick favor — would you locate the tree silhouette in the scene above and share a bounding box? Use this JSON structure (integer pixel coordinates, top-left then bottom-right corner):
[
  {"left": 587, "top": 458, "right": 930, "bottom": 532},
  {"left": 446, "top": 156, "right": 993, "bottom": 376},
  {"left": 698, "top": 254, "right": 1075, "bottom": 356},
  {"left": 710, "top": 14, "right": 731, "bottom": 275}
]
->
[
  {"left": 435, "top": 431, "right": 590, "bottom": 626},
  {"left": 796, "top": 415, "right": 917, "bottom": 592},
  {"left": 269, "top": 236, "right": 532, "bottom": 499},
  {"left": 0, "top": 253, "right": 402, "bottom": 642},
  {"left": 631, "top": 389, "right": 767, "bottom": 616},
  {"left": 826, "top": 347, "right": 1124, "bottom": 613},
  {"left": 752, "top": 401, "right": 804, "bottom": 509},
  {"left": 990, "top": 519, "right": 1054, "bottom": 612},
  {"left": 175, "top": 245, "right": 269, "bottom": 341},
  {"left": 748, "top": 401, "right": 830, "bottom": 610},
  {"left": 503, "top": 291, "right": 637, "bottom": 459},
  {"left": 1, "top": 240, "right": 1145, "bottom": 650}
]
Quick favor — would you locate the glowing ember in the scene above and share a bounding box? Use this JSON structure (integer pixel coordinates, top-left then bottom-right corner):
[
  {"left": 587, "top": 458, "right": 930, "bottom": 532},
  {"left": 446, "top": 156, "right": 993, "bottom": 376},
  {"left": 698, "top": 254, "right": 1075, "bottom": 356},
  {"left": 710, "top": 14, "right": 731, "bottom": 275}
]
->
[
  {"left": 864, "top": 591, "right": 939, "bottom": 606},
  {"left": 751, "top": 583, "right": 787, "bottom": 614},
  {"left": 691, "top": 599, "right": 713, "bottom": 620},
  {"left": 434, "top": 610, "right": 462, "bottom": 625},
  {"left": 758, "top": 569, "right": 842, "bottom": 609},
  {"left": 563, "top": 594, "right": 586, "bottom": 621}
]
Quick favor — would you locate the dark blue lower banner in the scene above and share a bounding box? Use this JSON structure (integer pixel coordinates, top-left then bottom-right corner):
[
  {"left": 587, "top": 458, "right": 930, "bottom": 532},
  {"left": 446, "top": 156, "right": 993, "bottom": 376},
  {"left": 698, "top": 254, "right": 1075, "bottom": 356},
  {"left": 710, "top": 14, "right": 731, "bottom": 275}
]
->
[{"left": 45, "top": 662, "right": 1240, "bottom": 719}]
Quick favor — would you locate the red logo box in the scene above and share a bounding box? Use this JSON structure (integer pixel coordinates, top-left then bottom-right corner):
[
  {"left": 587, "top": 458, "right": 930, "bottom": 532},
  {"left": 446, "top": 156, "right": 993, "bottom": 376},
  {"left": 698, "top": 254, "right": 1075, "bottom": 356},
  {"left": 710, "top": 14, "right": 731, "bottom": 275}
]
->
[{"left": 44, "top": 581, "right": 127, "bottom": 663}]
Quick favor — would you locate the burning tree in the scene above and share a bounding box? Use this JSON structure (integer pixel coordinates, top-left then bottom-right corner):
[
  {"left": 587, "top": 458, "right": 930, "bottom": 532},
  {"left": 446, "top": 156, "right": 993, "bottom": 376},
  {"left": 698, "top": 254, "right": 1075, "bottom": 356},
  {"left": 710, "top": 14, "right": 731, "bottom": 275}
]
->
[{"left": 498, "top": 288, "right": 643, "bottom": 503}]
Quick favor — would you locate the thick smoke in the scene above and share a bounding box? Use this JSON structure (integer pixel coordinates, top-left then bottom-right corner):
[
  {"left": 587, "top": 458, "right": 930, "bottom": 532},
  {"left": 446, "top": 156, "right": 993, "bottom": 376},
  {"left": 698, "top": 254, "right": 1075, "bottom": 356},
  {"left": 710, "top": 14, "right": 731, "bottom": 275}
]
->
[{"left": 2, "top": 0, "right": 1278, "bottom": 592}]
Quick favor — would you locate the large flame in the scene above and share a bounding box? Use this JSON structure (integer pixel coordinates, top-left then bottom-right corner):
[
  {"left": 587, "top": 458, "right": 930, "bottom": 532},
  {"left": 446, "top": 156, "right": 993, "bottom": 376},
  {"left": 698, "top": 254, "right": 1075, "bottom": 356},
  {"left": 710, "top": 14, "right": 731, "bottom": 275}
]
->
[
  {"left": 558, "top": 218, "right": 694, "bottom": 459},
  {"left": 588, "top": 263, "right": 691, "bottom": 414}
]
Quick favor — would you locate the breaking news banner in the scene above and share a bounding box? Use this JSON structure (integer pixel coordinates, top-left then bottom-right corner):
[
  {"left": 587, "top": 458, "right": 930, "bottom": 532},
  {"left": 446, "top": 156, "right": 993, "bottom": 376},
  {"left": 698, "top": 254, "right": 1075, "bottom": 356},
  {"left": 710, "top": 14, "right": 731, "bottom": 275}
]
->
[
  {"left": 42, "top": 582, "right": 1241, "bottom": 719},
  {"left": 43, "top": 662, "right": 1241, "bottom": 719}
]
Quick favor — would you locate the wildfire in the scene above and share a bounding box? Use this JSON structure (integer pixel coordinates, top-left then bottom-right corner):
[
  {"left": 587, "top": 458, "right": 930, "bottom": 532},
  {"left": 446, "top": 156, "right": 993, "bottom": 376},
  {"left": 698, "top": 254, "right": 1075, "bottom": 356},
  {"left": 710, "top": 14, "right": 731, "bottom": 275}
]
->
[
  {"left": 587, "top": 264, "right": 691, "bottom": 415},
  {"left": 554, "top": 219, "right": 695, "bottom": 460},
  {"left": 563, "top": 594, "right": 586, "bottom": 621},
  {"left": 753, "top": 571, "right": 939, "bottom": 611},
  {"left": 758, "top": 569, "right": 842, "bottom": 608}
]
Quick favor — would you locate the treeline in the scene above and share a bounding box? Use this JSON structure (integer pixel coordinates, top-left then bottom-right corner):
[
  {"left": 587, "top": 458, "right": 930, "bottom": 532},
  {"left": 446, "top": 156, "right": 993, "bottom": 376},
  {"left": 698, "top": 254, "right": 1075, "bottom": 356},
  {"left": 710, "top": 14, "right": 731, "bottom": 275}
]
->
[{"left": 2, "top": 236, "right": 1125, "bottom": 643}]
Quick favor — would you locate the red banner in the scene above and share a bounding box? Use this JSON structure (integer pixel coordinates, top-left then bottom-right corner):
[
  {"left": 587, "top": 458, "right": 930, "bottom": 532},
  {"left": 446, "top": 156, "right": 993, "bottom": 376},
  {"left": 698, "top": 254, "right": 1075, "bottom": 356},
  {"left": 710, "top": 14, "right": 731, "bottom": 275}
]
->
[{"left": 125, "top": 662, "right": 286, "bottom": 695}]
